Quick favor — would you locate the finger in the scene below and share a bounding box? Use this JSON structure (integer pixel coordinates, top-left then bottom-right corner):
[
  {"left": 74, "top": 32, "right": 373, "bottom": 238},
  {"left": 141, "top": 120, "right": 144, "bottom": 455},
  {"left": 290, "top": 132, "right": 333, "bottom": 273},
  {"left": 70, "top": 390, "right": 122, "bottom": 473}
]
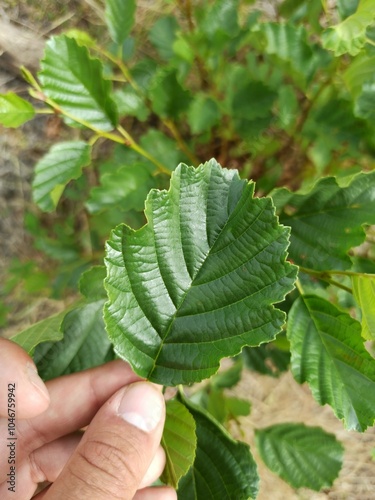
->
[
  {"left": 17, "top": 359, "right": 142, "bottom": 449},
  {"left": 133, "top": 487, "right": 178, "bottom": 500},
  {"left": 139, "top": 446, "right": 166, "bottom": 489},
  {"left": 0, "top": 433, "right": 81, "bottom": 499},
  {"left": 0, "top": 338, "right": 50, "bottom": 419},
  {"left": 45, "top": 382, "right": 167, "bottom": 500}
]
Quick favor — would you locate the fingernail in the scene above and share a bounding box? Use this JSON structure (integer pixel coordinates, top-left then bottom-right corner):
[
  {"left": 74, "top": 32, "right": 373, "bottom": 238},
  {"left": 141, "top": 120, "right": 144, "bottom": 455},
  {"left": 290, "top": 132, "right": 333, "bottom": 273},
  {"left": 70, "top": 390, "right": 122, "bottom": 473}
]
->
[
  {"left": 26, "top": 363, "right": 50, "bottom": 402},
  {"left": 117, "top": 382, "right": 164, "bottom": 433}
]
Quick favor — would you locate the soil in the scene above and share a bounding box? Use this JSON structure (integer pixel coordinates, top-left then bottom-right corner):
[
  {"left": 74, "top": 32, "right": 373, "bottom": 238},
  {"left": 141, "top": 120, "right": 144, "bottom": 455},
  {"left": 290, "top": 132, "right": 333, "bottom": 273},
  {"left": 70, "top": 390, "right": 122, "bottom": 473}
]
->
[{"left": 1, "top": 2, "right": 374, "bottom": 499}]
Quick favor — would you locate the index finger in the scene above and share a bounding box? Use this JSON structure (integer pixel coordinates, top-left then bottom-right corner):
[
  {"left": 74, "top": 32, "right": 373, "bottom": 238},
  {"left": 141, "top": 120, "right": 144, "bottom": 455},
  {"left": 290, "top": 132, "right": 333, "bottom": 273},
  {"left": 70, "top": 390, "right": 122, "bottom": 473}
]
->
[{"left": 0, "top": 338, "right": 50, "bottom": 419}]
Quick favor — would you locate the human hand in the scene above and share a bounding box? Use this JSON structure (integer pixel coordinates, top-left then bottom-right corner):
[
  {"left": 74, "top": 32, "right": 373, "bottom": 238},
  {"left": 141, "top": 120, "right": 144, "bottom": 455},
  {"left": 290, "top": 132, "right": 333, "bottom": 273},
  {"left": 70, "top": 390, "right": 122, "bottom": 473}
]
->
[{"left": 0, "top": 338, "right": 177, "bottom": 499}]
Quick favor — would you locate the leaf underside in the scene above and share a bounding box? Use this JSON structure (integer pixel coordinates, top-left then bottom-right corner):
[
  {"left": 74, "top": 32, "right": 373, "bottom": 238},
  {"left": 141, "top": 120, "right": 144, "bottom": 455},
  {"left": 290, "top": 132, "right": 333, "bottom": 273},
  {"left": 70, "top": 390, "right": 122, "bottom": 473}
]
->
[{"left": 104, "top": 160, "right": 297, "bottom": 385}]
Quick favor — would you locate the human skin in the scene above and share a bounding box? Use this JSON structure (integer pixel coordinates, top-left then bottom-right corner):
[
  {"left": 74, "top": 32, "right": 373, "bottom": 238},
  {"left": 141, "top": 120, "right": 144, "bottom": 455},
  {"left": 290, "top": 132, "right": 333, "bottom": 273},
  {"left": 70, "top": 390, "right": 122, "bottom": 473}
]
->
[{"left": 0, "top": 338, "right": 177, "bottom": 499}]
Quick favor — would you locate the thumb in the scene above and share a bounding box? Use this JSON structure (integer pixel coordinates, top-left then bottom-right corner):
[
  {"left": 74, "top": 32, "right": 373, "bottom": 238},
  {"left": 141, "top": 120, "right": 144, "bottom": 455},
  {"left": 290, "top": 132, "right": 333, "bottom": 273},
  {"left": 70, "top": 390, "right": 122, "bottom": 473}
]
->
[{"left": 45, "top": 381, "right": 169, "bottom": 499}]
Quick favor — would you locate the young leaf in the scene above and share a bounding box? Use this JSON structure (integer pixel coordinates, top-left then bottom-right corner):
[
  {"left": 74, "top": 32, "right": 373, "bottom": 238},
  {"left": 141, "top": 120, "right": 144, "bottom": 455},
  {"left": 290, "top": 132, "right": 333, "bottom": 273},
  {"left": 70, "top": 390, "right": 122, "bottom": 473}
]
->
[
  {"left": 32, "top": 141, "right": 91, "bottom": 212},
  {"left": 105, "top": 0, "right": 136, "bottom": 45},
  {"left": 0, "top": 92, "right": 35, "bottom": 127},
  {"left": 39, "top": 35, "right": 118, "bottom": 131},
  {"left": 255, "top": 423, "right": 343, "bottom": 490},
  {"left": 271, "top": 172, "right": 375, "bottom": 270},
  {"left": 113, "top": 87, "right": 149, "bottom": 121},
  {"left": 322, "top": 0, "right": 375, "bottom": 56},
  {"left": 287, "top": 295, "right": 375, "bottom": 431},
  {"left": 161, "top": 400, "right": 197, "bottom": 489},
  {"left": 177, "top": 394, "right": 259, "bottom": 499},
  {"left": 352, "top": 274, "right": 375, "bottom": 340},
  {"left": 10, "top": 310, "right": 66, "bottom": 355},
  {"left": 104, "top": 160, "right": 297, "bottom": 385},
  {"left": 34, "top": 300, "right": 114, "bottom": 380}
]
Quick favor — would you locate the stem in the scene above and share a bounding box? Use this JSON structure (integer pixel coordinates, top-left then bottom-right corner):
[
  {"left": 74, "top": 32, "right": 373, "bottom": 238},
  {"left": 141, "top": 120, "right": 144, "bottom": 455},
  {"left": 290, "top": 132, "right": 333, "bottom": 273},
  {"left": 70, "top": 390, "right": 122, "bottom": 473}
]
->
[
  {"left": 298, "top": 266, "right": 356, "bottom": 293},
  {"left": 93, "top": 43, "right": 199, "bottom": 165},
  {"left": 117, "top": 125, "right": 171, "bottom": 175},
  {"left": 164, "top": 119, "right": 200, "bottom": 165}
]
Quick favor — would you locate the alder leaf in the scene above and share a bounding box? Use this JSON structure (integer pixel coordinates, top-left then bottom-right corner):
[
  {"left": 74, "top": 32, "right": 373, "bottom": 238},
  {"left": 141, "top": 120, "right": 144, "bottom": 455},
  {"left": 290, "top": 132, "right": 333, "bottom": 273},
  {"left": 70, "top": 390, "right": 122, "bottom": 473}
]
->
[
  {"left": 34, "top": 301, "right": 114, "bottom": 381},
  {"left": 352, "top": 274, "right": 375, "bottom": 340},
  {"left": 177, "top": 393, "right": 259, "bottom": 499},
  {"left": 161, "top": 400, "right": 197, "bottom": 489},
  {"left": 32, "top": 141, "right": 91, "bottom": 212},
  {"left": 322, "top": 0, "right": 375, "bottom": 56},
  {"left": 0, "top": 92, "right": 35, "bottom": 127},
  {"left": 271, "top": 172, "right": 375, "bottom": 270},
  {"left": 39, "top": 35, "right": 118, "bottom": 131},
  {"left": 287, "top": 295, "right": 375, "bottom": 431},
  {"left": 255, "top": 423, "right": 343, "bottom": 490},
  {"left": 104, "top": 160, "right": 297, "bottom": 385},
  {"left": 10, "top": 310, "right": 66, "bottom": 355},
  {"left": 105, "top": 0, "right": 136, "bottom": 45}
]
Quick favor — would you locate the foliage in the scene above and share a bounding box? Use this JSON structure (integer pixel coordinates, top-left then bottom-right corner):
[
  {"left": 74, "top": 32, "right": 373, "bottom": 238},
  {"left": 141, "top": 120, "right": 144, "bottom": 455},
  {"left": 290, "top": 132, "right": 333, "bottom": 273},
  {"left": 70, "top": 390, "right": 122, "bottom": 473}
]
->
[{"left": 1, "top": 0, "right": 375, "bottom": 497}]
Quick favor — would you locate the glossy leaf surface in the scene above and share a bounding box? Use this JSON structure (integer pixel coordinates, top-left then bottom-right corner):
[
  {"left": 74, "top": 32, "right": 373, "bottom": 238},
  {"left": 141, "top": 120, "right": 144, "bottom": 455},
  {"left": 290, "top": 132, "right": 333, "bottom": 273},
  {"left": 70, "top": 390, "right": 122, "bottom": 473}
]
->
[
  {"left": 105, "top": 160, "right": 297, "bottom": 385},
  {"left": 39, "top": 35, "right": 118, "bottom": 131},
  {"left": 255, "top": 423, "right": 343, "bottom": 490},
  {"left": 287, "top": 295, "right": 375, "bottom": 431},
  {"left": 177, "top": 394, "right": 259, "bottom": 499},
  {"left": 272, "top": 172, "right": 375, "bottom": 270}
]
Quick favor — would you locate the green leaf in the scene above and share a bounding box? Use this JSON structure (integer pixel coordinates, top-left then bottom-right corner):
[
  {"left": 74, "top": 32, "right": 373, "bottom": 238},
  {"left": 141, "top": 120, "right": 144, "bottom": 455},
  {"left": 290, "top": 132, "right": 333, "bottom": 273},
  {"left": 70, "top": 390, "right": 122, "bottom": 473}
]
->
[
  {"left": 64, "top": 29, "right": 96, "bottom": 47},
  {"left": 344, "top": 53, "right": 375, "bottom": 122},
  {"left": 79, "top": 266, "right": 107, "bottom": 301},
  {"left": 322, "top": 0, "right": 375, "bottom": 56},
  {"left": 211, "top": 360, "right": 243, "bottom": 389},
  {"left": 352, "top": 274, "right": 375, "bottom": 340},
  {"left": 242, "top": 342, "right": 290, "bottom": 377},
  {"left": 105, "top": 0, "right": 136, "bottom": 45},
  {"left": 287, "top": 295, "right": 375, "bottom": 431},
  {"left": 272, "top": 172, "right": 375, "bottom": 270},
  {"left": 337, "top": 0, "right": 360, "bottom": 19},
  {"left": 0, "top": 92, "right": 35, "bottom": 127},
  {"left": 259, "top": 22, "right": 318, "bottom": 84},
  {"left": 10, "top": 310, "right": 66, "bottom": 355},
  {"left": 161, "top": 400, "right": 197, "bottom": 489},
  {"left": 149, "top": 69, "right": 191, "bottom": 119},
  {"left": 255, "top": 423, "right": 343, "bottom": 490},
  {"left": 231, "top": 80, "right": 276, "bottom": 120},
  {"left": 113, "top": 86, "right": 149, "bottom": 121},
  {"left": 198, "top": 0, "right": 240, "bottom": 41},
  {"left": 34, "top": 300, "right": 114, "bottom": 381},
  {"left": 86, "top": 162, "right": 153, "bottom": 214},
  {"left": 104, "top": 160, "right": 297, "bottom": 385},
  {"left": 187, "top": 94, "right": 221, "bottom": 134},
  {"left": 149, "top": 15, "right": 179, "bottom": 61},
  {"left": 32, "top": 141, "right": 91, "bottom": 212},
  {"left": 39, "top": 35, "right": 118, "bottom": 131},
  {"left": 177, "top": 394, "right": 259, "bottom": 499}
]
